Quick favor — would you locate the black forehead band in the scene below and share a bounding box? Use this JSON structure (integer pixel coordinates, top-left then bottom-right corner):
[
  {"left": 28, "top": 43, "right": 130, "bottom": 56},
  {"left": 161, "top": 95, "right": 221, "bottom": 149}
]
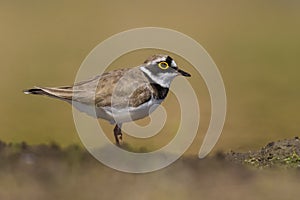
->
[
  {"left": 166, "top": 56, "right": 177, "bottom": 69},
  {"left": 165, "top": 56, "right": 172, "bottom": 64}
]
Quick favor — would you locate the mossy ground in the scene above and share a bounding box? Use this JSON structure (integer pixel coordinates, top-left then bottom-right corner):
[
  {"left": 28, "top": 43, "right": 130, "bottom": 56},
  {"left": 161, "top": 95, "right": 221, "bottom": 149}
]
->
[
  {"left": 226, "top": 137, "right": 300, "bottom": 168},
  {"left": 1, "top": 137, "right": 300, "bottom": 171},
  {"left": 1, "top": 137, "right": 300, "bottom": 200}
]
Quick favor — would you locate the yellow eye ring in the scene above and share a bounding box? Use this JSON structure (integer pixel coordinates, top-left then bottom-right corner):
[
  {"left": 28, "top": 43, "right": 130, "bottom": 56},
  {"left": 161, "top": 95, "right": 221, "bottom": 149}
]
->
[{"left": 158, "top": 61, "right": 169, "bottom": 70}]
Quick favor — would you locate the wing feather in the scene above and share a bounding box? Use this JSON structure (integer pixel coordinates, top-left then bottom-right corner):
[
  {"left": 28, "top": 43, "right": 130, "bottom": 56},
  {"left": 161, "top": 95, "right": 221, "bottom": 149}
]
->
[{"left": 27, "top": 67, "right": 154, "bottom": 109}]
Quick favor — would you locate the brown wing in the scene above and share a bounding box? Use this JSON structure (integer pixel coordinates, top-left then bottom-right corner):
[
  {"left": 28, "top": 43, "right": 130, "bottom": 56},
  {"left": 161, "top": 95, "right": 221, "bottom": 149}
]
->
[
  {"left": 25, "top": 67, "right": 154, "bottom": 108},
  {"left": 25, "top": 68, "right": 130, "bottom": 103},
  {"left": 95, "top": 67, "right": 154, "bottom": 108},
  {"left": 128, "top": 84, "right": 152, "bottom": 107},
  {"left": 73, "top": 68, "right": 132, "bottom": 106}
]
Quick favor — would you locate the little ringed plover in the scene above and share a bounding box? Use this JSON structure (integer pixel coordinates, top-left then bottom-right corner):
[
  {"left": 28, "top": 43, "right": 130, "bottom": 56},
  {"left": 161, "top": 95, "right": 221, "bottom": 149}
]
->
[{"left": 24, "top": 54, "right": 191, "bottom": 145}]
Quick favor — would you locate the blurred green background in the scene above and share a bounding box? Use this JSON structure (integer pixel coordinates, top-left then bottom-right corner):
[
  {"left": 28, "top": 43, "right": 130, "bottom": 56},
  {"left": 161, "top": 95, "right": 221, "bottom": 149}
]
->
[{"left": 1, "top": 0, "right": 300, "bottom": 154}]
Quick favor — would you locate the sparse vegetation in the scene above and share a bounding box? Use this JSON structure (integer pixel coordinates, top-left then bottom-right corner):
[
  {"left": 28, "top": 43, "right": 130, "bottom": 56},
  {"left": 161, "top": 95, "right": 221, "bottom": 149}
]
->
[
  {"left": 226, "top": 137, "right": 300, "bottom": 168},
  {"left": 1, "top": 137, "right": 300, "bottom": 200}
]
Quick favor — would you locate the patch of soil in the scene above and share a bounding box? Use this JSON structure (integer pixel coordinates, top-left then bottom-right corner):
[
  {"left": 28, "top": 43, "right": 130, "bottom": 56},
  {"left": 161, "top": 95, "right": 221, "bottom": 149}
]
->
[
  {"left": 226, "top": 137, "right": 300, "bottom": 168},
  {"left": 1, "top": 137, "right": 300, "bottom": 169}
]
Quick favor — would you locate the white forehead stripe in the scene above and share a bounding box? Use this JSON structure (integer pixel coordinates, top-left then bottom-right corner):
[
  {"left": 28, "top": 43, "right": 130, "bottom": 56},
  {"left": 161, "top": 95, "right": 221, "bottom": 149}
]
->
[
  {"left": 171, "top": 60, "right": 177, "bottom": 67},
  {"left": 149, "top": 57, "right": 167, "bottom": 65}
]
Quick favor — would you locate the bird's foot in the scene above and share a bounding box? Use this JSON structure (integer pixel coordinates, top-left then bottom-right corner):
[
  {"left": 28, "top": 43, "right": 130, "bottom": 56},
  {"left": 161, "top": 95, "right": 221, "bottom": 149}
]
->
[
  {"left": 118, "top": 133, "right": 122, "bottom": 141},
  {"left": 114, "top": 124, "right": 123, "bottom": 146}
]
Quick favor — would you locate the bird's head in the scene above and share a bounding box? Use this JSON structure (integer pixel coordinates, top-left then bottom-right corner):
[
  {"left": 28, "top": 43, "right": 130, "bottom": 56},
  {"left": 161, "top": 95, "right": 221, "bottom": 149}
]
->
[{"left": 140, "top": 54, "right": 191, "bottom": 88}]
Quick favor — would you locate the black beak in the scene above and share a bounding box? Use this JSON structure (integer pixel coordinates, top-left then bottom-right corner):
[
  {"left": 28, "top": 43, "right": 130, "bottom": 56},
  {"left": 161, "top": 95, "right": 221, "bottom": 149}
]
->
[{"left": 177, "top": 68, "right": 191, "bottom": 77}]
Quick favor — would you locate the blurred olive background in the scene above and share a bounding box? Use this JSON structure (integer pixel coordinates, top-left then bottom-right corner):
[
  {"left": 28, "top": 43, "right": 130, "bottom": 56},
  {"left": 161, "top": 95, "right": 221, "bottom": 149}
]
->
[{"left": 1, "top": 0, "right": 300, "bottom": 154}]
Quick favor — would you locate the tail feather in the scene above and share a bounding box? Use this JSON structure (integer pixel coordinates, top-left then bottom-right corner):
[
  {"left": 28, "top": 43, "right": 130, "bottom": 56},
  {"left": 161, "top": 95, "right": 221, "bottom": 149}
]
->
[
  {"left": 23, "top": 86, "right": 73, "bottom": 101},
  {"left": 23, "top": 88, "right": 48, "bottom": 95}
]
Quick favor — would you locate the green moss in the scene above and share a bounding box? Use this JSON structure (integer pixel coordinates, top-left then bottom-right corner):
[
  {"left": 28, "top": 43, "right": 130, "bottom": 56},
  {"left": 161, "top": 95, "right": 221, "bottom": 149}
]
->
[{"left": 283, "top": 151, "right": 300, "bottom": 167}]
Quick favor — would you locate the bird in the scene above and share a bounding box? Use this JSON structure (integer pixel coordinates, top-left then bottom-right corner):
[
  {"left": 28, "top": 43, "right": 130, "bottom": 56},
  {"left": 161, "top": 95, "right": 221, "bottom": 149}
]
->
[{"left": 24, "top": 54, "right": 191, "bottom": 145}]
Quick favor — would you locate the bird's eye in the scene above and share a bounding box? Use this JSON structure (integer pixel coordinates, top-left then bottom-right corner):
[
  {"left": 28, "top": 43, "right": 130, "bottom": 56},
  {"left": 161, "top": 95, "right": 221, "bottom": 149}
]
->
[{"left": 158, "top": 61, "right": 169, "bottom": 70}]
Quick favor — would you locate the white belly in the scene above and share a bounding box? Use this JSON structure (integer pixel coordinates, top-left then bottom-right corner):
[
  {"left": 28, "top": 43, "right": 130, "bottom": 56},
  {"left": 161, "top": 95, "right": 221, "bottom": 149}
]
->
[
  {"left": 71, "top": 98, "right": 163, "bottom": 124},
  {"left": 102, "top": 98, "right": 163, "bottom": 124}
]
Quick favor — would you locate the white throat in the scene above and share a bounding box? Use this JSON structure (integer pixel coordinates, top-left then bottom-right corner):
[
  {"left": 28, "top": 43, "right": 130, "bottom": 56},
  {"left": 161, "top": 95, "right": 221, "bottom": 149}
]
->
[{"left": 140, "top": 66, "right": 177, "bottom": 88}]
